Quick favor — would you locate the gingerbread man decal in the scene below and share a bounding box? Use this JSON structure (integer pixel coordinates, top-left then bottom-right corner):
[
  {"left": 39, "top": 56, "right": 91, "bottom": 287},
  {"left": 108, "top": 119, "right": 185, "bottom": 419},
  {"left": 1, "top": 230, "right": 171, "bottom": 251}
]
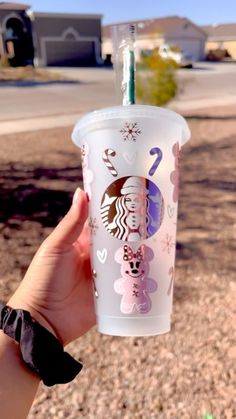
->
[
  {"left": 114, "top": 244, "right": 157, "bottom": 314},
  {"left": 81, "top": 143, "right": 93, "bottom": 200}
]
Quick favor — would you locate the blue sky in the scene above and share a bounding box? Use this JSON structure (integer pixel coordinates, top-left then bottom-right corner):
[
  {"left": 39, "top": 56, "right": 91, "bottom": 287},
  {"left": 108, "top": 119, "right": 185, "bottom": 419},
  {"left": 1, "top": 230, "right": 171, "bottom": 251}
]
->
[{"left": 27, "top": 0, "right": 235, "bottom": 25}]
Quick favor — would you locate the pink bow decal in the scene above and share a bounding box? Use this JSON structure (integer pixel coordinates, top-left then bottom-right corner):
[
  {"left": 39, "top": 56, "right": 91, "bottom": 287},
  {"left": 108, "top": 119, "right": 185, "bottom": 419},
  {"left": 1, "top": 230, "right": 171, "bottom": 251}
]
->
[{"left": 123, "top": 245, "right": 144, "bottom": 261}]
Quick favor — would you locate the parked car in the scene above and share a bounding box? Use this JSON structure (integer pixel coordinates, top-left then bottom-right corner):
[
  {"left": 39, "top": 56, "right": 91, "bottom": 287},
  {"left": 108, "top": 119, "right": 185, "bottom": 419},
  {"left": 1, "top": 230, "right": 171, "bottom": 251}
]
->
[
  {"left": 206, "top": 48, "right": 231, "bottom": 61},
  {"left": 158, "top": 44, "right": 194, "bottom": 68}
]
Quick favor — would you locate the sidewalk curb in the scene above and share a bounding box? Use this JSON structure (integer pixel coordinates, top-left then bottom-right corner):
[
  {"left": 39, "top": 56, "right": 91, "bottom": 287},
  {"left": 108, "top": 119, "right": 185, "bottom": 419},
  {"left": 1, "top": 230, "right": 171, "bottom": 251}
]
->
[
  {"left": 0, "top": 113, "right": 83, "bottom": 136},
  {"left": 1, "top": 96, "right": 236, "bottom": 136}
]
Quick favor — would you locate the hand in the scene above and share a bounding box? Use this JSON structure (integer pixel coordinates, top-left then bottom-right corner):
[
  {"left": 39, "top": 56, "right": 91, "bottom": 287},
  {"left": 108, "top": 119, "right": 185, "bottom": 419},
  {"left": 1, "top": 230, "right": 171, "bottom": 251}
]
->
[{"left": 8, "top": 188, "right": 96, "bottom": 346}]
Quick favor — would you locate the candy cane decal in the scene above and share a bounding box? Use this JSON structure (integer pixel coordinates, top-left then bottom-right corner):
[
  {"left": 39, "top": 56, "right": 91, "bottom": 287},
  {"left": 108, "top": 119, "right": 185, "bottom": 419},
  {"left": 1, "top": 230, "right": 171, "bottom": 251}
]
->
[
  {"left": 167, "top": 266, "right": 175, "bottom": 296},
  {"left": 148, "top": 147, "right": 163, "bottom": 176},
  {"left": 102, "top": 148, "right": 118, "bottom": 177}
]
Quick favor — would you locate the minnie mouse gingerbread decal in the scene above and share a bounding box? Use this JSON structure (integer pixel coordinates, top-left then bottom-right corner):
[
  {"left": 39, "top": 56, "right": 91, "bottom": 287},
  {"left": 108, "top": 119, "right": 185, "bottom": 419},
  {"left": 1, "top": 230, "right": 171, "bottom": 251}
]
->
[{"left": 114, "top": 244, "right": 157, "bottom": 314}]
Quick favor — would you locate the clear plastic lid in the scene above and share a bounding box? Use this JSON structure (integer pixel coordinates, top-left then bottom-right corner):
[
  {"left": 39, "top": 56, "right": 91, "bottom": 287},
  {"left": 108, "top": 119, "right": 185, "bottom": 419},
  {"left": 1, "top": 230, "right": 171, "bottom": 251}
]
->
[{"left": 72, "top": 105, "right": 191, "bottom": 147}]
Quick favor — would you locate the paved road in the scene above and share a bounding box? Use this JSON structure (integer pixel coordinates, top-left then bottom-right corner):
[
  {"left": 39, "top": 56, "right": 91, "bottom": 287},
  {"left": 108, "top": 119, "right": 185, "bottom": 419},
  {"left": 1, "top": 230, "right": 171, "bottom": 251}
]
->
[
  {"left": 171, "top": 62, "right": 236, "bottom": 110},
  {"left": 0, "top": 62, "right": 235, "bottom": 134},
  {"left": 0, "top": 68, "right": 115, "bottom": 122}
]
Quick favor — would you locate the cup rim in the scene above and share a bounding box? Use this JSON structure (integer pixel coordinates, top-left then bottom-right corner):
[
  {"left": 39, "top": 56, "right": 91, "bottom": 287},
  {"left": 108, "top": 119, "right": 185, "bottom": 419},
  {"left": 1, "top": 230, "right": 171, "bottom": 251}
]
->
[{"left": 72, "top": 104, "right": 190, "bottom": 146}]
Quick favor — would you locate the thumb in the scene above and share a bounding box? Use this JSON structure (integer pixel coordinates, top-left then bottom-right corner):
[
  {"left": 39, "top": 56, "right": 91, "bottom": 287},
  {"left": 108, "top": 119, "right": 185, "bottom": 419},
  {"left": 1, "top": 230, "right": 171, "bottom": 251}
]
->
[{"left": 46, "top": 188, "right": 89, "bottom": 248}]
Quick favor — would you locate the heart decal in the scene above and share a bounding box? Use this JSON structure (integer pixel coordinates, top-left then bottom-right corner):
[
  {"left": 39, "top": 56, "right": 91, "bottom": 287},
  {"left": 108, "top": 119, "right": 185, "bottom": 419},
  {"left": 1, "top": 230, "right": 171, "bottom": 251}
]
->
[
  {"left": 123, "top": 152, "right": 137, "bottom": 165},
  {"left": 97, "top": 248, "right": 107, "bottom": 264},
  {"left": 167, "top": 205, "right": 174, "bottom": 218}
]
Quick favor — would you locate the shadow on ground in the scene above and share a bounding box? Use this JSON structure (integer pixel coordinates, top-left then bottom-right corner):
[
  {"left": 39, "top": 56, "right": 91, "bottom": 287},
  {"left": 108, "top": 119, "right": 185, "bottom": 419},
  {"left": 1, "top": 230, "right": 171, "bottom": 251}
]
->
[
  {"left": 0, "top": 125, "right": 235, "bottom": 287},
  {"left": 186, "top": 114, "right": 236, "bottom": 121},
  {"left": 0, "top": 79, "right": 80, "bottom": 88},
  {"left": 176, "top": 133, "right": 236, "bottom": 273},
  {"left": 0, "top": 164, "right": 82, "bottom": 227}
]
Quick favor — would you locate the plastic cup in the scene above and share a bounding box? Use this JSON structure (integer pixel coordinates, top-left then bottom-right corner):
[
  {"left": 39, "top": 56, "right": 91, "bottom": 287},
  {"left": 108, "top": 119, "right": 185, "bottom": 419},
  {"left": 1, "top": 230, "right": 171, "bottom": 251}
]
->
[{"left": 72, "top": 105, "right": 190, "bottom": 336}]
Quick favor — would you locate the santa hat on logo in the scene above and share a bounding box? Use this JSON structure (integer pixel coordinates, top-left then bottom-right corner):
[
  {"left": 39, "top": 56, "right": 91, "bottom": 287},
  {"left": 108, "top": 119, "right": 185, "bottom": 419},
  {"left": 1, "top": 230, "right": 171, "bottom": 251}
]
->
[{"left": 121, "top": 177, "right": 148, "bottom": 196}]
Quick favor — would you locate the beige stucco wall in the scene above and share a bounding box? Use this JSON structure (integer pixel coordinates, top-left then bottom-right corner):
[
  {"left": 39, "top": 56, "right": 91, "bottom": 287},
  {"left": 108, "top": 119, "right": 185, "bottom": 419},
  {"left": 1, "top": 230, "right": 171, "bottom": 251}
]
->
[
  {"left": 102, "top": 38, "right": 112, "bottom": 58},
  {"left": 206, "top": 40, "right": 236, "bottom": 58},
  {"left": 135, "top": 35, "right": 164, "bottom": 59},
  {"left": 164, "top": 23, "right": 206, "bottom": 60},
  {"left": 102, "top": 34, "right": 164, "bottom": 60},
  {"left": 102, "top": 22, "right": 206, "bottom": 61}
]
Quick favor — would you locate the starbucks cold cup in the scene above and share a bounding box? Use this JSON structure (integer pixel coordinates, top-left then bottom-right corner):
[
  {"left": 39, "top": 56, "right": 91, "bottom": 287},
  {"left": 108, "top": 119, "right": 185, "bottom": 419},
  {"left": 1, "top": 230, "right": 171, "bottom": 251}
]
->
[{"left": 72, "top": 105, "right": 190, "bottom": 336}]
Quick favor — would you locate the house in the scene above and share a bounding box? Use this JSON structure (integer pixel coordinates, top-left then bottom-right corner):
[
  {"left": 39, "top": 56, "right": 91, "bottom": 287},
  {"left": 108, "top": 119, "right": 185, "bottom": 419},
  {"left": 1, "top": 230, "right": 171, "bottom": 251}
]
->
[
  {"left": 103, "top": 16, "right": 207, "bottom": 62},
  {"left": 202, "top": 23, "right": 236, "bottom": 59},
  {"left": 0, "top": 2, "right": 102, "bottom": 66},
  {"left": 0, "top": 2, "right": 34, "bottom": 66},
  {"left": 33, "top": 12, "right": 102, "bottom": 66}
]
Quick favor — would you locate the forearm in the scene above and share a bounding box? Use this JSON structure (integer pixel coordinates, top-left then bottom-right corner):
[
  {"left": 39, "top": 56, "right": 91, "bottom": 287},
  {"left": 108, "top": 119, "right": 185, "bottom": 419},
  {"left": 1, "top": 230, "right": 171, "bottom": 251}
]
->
[{"left": 0, "top": 331, "right": 40, "bottom": 419}]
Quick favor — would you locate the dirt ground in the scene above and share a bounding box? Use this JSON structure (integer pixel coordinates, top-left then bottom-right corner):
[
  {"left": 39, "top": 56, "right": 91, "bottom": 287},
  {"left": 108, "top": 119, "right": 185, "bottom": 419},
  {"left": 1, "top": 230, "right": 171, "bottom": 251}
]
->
[{"left": 0, "top": 106, "right": 235, "bottom": 418}]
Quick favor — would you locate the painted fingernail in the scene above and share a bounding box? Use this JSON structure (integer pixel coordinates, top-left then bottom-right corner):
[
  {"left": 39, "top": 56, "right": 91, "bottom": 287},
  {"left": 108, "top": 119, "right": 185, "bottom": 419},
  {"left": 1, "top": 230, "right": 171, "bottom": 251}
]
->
[{"left": 72, "top": 187, "right": 81, "bottom": 206}]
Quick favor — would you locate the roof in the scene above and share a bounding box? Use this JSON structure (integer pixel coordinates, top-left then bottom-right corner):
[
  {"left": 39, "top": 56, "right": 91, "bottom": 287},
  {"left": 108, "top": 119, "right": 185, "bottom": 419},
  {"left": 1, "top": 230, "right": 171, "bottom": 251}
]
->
[
  {"left": 202, "top": 23, "right": 236, "bottom": 39},
  {"left": 34, "top": 11, "right": 102, "bottom": 20},
  {"left": 0, "top": 2, "right": 30, "bottom": 10},
  {"left": 103, "top": 16, "right": 207, "bottom": 38}
]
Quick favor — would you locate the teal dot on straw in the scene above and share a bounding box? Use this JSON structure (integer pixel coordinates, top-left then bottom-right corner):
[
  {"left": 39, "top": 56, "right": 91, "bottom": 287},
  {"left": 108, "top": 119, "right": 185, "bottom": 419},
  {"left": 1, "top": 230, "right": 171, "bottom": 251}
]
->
[{"left": 203, "top": 414, "right": 214, "bottom": 419}]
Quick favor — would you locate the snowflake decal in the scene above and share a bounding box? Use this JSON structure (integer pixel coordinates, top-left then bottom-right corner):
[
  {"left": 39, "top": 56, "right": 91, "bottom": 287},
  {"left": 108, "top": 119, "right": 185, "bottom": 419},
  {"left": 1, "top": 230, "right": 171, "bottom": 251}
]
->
[
  {"left": 89, "top": 217, "right": 99, "bottom": 235},
  {"left": 120, "top": 122, "right": 141, "bottom": 141},
  {"left": 92, "top": 269, "right": 99, "bottom": 298},
  {"left": 162, "top": 234, "right": 175, "bottom": 254},
  {"left": 170, "top": 142, "right": 181, "bottom": 203},
  {"left": 81, "top": 144, "right": 88, "bottom": 168}
]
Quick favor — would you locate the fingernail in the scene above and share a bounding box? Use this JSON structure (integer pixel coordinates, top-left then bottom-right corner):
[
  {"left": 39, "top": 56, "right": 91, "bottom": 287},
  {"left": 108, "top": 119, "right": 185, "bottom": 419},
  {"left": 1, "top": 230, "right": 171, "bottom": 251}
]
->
[{"left": 72, "top": 187, "right": 82, "bottom": 206}]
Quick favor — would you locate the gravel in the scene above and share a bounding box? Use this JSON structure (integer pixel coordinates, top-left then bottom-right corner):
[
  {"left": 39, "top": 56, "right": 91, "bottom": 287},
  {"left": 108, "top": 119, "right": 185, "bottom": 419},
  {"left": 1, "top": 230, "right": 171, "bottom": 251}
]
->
[{"left": 0, "top": 107, "right": 235, "bottom": 418}]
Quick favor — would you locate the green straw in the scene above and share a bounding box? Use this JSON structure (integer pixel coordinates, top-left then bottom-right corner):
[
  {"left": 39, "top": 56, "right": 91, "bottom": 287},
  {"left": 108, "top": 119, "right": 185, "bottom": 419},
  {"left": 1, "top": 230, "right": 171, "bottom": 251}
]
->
[
  {"left": 122, "top": 25, "right": 136, "bottom": 105},
  {"left": 127, "top": 49, "right": 135, "bottom": 105},
  {"left": 112, "top": 24, "right": 136, "bottom": 106}
]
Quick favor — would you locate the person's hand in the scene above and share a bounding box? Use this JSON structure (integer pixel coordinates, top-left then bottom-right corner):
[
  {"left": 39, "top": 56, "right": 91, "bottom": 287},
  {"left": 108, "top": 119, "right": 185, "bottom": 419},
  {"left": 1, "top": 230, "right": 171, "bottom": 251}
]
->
[{"left": 8, "top": 188, "right": 96, "bottom": 346}]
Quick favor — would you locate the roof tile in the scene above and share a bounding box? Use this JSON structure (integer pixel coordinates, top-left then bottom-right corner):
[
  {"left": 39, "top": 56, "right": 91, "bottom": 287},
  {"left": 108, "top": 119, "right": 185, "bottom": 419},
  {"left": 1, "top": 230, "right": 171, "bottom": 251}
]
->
[{"left": 0, "top": 2, "right": 30, "bottom": 10}]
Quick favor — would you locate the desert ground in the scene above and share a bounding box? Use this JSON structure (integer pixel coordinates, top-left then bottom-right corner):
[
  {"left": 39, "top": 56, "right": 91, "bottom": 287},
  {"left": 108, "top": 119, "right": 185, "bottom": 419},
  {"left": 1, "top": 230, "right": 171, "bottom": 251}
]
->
[{"left": 0, "top": 105, "right": 235, "bottom": 418}]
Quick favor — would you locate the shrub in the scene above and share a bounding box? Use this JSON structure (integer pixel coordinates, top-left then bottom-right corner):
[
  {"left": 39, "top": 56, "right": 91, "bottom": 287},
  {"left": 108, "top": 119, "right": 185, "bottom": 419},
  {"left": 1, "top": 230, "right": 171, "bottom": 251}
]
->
[
  {"left": 0, "top": 56, "right": 10, "bottom": 68},
  {"left": 136, "top": 52, "right": 178, "bottom": 106}
]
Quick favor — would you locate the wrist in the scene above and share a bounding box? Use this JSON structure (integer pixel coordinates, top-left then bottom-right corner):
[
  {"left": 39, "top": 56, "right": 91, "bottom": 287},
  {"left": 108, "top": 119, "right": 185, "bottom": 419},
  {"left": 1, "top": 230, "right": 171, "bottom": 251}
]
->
[
  {"left": 7, "top": 295, "right": 58, "bottom": 342},
  {"left": 0, "top": 329, "right": 40, "bottom": 382},
  {"left": 0, "top": 329, "right": 40, "bottom": 419},
  {"left": 0, "top": 304, "right": 83, "bottom": 386}
]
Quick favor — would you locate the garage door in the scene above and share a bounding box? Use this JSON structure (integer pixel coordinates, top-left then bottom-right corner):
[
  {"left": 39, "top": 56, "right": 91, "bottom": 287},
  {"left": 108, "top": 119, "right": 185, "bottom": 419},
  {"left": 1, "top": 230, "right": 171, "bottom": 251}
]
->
[
  {"left": 44, "top": 40, "right": 96, "bottom": 66},
  {"left": 166, "top": 38, "right": 204, "bottom": 60}
]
